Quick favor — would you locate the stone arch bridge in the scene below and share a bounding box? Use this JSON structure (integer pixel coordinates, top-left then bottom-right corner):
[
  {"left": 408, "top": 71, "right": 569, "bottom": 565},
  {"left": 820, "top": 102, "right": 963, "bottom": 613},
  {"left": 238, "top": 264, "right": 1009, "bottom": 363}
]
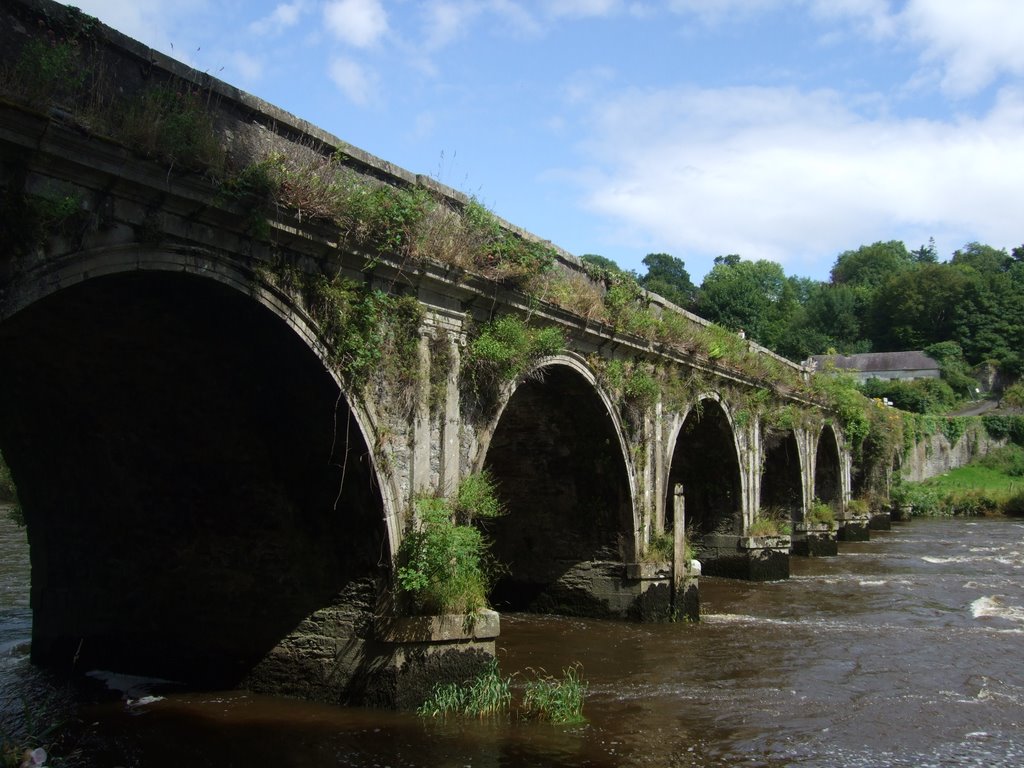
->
[{"left": 0, "top": 0, "right": 855, "bottom": 706}]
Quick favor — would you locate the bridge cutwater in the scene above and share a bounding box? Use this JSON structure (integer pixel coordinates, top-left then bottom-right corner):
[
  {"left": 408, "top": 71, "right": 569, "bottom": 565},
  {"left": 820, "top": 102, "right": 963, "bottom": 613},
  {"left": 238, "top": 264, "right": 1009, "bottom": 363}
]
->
[{"left": 0, "top": 0, "right": 858, "bottom": 708}]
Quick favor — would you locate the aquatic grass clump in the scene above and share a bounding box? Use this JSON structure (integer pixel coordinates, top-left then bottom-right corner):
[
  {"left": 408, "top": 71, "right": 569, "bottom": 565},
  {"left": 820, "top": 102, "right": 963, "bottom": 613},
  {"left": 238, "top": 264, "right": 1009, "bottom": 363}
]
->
[
  {"left": 417, "top": 661, "right": 588, "bottom": 725},
  {"left": 417, "top": 659, "right": 511, "bottom": 719},
  {"left": 522, "top": 665, "right": 588, "bottom": 725}
]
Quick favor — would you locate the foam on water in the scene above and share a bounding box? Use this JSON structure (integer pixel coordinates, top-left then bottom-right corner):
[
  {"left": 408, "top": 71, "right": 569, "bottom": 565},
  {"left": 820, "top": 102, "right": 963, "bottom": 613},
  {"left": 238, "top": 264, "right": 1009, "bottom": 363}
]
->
[{"left": 970, "top": 595, "right": 1024, "bottom": 624}]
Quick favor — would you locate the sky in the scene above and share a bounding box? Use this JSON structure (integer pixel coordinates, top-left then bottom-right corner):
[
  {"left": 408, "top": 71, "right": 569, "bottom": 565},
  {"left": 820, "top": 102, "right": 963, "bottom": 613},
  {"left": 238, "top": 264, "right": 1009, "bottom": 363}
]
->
[{"left": 67, "top": 0, "right": 1024, "bottom": 282}]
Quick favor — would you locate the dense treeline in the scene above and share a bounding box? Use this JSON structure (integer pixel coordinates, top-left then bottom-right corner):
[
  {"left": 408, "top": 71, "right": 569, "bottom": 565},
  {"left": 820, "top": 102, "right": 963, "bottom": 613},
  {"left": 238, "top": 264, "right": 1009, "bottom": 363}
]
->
[{"left": 583, "top": 239, "right": 1024, "bottom": 378}]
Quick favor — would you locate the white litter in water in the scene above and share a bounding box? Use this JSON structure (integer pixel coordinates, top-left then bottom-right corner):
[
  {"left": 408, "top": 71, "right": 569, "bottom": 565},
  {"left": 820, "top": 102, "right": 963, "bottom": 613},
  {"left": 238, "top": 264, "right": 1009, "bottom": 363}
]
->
[{"left": 126, "top": 695, "right": 165, "bottom": 708}]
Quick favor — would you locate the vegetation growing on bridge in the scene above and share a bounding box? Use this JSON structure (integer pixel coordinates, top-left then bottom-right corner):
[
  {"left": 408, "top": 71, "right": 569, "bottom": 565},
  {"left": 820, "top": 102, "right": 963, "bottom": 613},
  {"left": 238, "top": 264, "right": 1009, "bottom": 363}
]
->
[
  {"left": 396, "top": 471, "right": 504, "bottom": 616},
  {"left": 462, "top": 315, "right": 564, "bottom": 409}
]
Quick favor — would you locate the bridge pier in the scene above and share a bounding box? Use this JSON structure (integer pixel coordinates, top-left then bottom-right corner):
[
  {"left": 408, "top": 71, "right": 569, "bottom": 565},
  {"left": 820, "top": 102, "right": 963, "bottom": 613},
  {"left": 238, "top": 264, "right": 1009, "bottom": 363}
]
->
[
  {"left": 698, "top": 534, "right": 792, "bottom": 581},
  {"left": 791, "top": 522, "right": 839, "bottom": 557}
]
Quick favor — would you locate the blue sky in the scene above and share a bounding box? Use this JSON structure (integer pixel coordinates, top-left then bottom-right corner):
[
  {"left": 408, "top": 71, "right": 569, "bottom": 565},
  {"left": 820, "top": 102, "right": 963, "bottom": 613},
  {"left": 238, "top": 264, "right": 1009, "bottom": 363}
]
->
[{"left": 70, "top": 0, "right": 1024, "bottom": 282}]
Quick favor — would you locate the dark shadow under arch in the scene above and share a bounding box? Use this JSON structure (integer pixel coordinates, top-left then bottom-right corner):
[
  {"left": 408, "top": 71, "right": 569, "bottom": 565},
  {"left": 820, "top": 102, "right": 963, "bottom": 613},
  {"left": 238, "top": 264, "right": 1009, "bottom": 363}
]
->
[
  {"left": 481, "top": 366, "right": 633, "bottom": 614},
  {"left": 667, "top": 400, "right": 741, "bottom": 537},
  {"left": 761, "top": 430, "right": 803, "bottom": 525},
  {"left": 0, "top": 271, "right": 385, "bottom": 688},
  {"left": 814, "top": 425, "right": 842, "bottom": 505}
]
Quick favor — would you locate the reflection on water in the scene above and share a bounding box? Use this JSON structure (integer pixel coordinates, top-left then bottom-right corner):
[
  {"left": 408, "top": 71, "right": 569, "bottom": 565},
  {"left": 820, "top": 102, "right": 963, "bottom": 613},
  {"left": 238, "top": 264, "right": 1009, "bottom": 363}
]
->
[{"left": 3, "top": 515, "right": 1024, "bottom": 766}]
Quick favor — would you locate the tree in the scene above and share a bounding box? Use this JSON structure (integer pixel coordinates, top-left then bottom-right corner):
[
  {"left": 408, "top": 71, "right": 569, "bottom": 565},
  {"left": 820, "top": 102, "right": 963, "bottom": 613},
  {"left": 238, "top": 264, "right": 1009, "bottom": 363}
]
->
[
  {"left": 579, "top": 253, "right": 623, "bottom": 274},
  {"left": 830, "top": 240, "right": 913, "bottom": 289},
  {"left": 870, "top": 263, "right": 974, "bottom": 350},
  {"left": 912, "top": 238, "right": 938, "bottom": 264},
  {"left": 696, "top": 257, "right": 799, "bottom": 350},
  {"left": 638, "top": 252, "right": 696, "bottom": 309},
  {"left": 950, "top": 242, "right": 1011, "bottom": 275}
]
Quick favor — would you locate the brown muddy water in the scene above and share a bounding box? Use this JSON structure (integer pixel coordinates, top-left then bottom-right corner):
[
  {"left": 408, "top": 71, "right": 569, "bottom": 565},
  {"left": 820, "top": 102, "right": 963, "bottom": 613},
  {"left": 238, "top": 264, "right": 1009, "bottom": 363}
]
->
[{"left": 3, "top": 511, "right": 1024, "bottom": 766}]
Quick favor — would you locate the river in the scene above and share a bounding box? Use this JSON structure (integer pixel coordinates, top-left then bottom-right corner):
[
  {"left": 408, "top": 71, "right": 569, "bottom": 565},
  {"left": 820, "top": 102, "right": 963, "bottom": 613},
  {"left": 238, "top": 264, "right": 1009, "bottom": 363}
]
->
[{"left": 2, "top": 511, "right": 1024, "bottom": 766}]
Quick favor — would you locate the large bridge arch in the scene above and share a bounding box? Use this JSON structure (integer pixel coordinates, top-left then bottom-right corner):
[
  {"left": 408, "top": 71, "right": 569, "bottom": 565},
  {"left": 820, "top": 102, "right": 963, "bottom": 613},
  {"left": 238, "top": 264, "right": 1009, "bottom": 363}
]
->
[
  {"left": 814, "top": 423, "right": 844, "bottom": 507},
  {"left": 472, "top": 354, "right": 638, "bottom": 615},
  {"left": 665, "top": 393, "right": 744, "bottom": 539},
  {"left": 0, "top": 246, "right": 397, "bottom": 689},
  {"left": 760, "top": 428, "right": 805, "bottom": 526}
]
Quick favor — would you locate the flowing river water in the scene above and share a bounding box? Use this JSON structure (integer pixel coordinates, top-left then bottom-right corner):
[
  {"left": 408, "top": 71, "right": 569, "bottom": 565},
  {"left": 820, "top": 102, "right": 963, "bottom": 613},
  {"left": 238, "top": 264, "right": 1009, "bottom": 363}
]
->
[{"left": 2, "top": 511, "right": 1024, "bottom": 766}]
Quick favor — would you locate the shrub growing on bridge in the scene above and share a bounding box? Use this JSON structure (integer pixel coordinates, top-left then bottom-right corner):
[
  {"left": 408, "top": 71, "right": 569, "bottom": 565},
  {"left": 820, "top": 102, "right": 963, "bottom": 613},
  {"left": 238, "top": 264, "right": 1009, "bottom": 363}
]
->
[{"left": 396, "top": 472, "right": 505, "bottom": 615}]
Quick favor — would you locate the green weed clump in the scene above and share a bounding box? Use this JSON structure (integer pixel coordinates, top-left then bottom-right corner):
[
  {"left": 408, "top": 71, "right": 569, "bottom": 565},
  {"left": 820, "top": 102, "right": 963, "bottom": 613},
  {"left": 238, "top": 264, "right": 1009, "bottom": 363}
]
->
[
  {"left": 463, "top": 315, "right": 563, "bottom": 404},
  {"left": 120, "top": 85, "right": 225, "bottom": 172},
  {"left": 417, "top": 659, "right": 512, "bottom": 719},
  {"left": 396, "top": 472, "right": 504, "bottom": 615},
  {"left": 307, "top": 276, "right": 422, "bottom": 402},
  {"left": 396, "top": 496, "right": 492, "bottom": 615},
  {"left": 522, "top": 665, "right": 588, "bottom": 725},
  {"left": 748, "top": 508, "right": 791, "bottom": 537},
  {"left": 417, "top": 661, "right": 588, "bottom": 725},
  {"left": 977, "top": 444, "right": 1024, "bottom": 476},
  {"left": 641, "top": 530, "right": 695, "bottom": 564},
  {"left": 807, "top": 499, "right": 835, "bottom": 527}
]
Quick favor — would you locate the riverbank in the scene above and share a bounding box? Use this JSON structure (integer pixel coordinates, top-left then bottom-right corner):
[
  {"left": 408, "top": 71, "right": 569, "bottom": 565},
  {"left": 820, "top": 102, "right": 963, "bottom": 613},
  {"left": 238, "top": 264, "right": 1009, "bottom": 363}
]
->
[{"left": 896, "top": 444, "right": 1024, "bottom": 516}]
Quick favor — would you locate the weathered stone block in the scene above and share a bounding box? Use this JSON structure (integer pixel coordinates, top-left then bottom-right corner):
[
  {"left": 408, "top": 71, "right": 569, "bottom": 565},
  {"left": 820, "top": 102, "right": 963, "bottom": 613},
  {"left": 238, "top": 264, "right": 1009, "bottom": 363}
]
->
[
  {"left": 791, "top": 523, "right": 838, "bottom": 557},
  {"left": 837, "top": 516, "right": 870, "bottom": 541}
]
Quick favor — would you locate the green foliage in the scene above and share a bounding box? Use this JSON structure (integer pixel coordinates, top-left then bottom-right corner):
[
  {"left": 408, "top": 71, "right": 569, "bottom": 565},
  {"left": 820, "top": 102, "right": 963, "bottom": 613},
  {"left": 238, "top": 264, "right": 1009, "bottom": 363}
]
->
[
  {"left": 121, "top": 84, "right": 224, "bottom": 172},
  {"left": 463, "top": 315, "right": 563, "bottom": 403},
  {"left": 830, "top": 240, "right": 914, "bottom": 289},
  {"left": 642, "top": 529, "right": 695, "bottom": 563},
  {"left": 696, "top": 258, "right": 800, "bottom": 350},
  {"left": 861, "top": 377, "right": 958, "bottom": 414},
  {"left": 810, "top": 371, "right": 871, "bottom": 452},
  {"left": 417, "top": 658, "right": 512, "bottom": 719},
  {"left": 308, "top": 276, "right": 423, "bottom": 399},
  {"left": 453, "top": 470, "right": 504, "bottom": 522},
  {"left": 749, "top": 508, "right": 791, "bottom": 537},
  {"left": 977, "top": 445, "right": 1024, "bottom": 477},
  {"left": 846, "top": 498, "right": 869, "bottom": 516},
  {"left": 396, "top": 496, "right": 492, "bottom": 615},
  {"left": 417, "top": 660, "right": 588, "bottom": 724},
  {"left": 638, "top": 252, "right": 696, "bottom": 309},
  {"left": 807, "top": 499, "right": 835, "bottom": 527},
  {"left": 461, "top": 200, "right": 556, "bottom": 283},
  {"left": 1001, "top": 382, "right": 1024, "bottom": 410},
  {"left": 7, "top": 35, "right": 86, "bottom": 107},
  {"left": 522, "top": 665, "right": 588, "bottom": 724},
  {"left": 982, "top": 414, "right": 1024, "bottom": 445}
]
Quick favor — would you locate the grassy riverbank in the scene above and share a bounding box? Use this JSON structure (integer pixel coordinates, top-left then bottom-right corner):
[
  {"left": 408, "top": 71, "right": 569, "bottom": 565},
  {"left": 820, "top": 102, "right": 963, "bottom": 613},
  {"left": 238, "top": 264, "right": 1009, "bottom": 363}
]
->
[{"left": 897, "top": 445, "right": 1024, "bottom": 517}]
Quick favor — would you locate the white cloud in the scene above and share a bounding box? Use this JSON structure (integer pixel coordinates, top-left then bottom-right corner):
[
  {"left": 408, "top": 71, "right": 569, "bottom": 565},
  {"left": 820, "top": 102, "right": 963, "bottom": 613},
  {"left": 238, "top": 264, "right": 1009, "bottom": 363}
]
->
[
  {"left": 486, "top": 0, "right": 544, "bottom": 37},
  {"left": 900, "top": 0, "right": 1024, "bottom": 96},
  {"left": 71, "top": 0, "right": 201, "bottom": 53},
  {"left": 328, "top": 55, "right": 378, "bottom": 104},
  {"left": 421, "top": 2, "right": 479, "bottom": 50},
  {"left": 547, "top": 0, "right": 622, "bottom": 18},
  {"left": 565, "top": 84, "right": 1024, "bottom": 276},
  {"left": 323, "top": 0, "right": 389, "bottom": 47},
  {"left": 248, "top": 2, "right": 305, "bottom": 36},
  {"left": 667, "top": 0, "right": 784, "bottom": 24}
]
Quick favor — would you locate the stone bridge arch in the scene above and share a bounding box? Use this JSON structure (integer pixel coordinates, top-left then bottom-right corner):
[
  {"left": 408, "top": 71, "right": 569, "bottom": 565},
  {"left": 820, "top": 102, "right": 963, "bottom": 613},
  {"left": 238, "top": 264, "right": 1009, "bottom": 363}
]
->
[
  {"left": 664, "top": 393, "right": 745, "bottom": 540},
  {"left": 471, "top": 353, "right": 639, "bottom": 616},
  {"left": 0, "top": 245, "right": 398, "bottom": 695},
  {"left": 813, "top": 423, "right": 847, "bottom": 508},
  {"left": 760, "top": 427, "right": 806, "bottom": 526}
]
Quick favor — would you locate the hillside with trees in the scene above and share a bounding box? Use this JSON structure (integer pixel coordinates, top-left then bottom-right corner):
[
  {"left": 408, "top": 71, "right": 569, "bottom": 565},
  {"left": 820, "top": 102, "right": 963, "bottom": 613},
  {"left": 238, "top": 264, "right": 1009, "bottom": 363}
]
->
[{"left": 583, "top": 239, "right": 1024, "bottom": 415}]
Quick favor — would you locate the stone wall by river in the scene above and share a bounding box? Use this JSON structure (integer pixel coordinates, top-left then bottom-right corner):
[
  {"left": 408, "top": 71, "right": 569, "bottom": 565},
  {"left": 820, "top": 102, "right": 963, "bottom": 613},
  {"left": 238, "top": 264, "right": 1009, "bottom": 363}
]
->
[{"left": 899, "top": 422, "right": 1005, "bottom": 482}]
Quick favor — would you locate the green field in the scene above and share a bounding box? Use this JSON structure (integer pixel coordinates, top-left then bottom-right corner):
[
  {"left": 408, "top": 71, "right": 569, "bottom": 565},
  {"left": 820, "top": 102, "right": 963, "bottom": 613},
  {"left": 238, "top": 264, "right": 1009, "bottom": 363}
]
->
[{"left": 896, "top": 445, "right": 1024, "bottom": 516}]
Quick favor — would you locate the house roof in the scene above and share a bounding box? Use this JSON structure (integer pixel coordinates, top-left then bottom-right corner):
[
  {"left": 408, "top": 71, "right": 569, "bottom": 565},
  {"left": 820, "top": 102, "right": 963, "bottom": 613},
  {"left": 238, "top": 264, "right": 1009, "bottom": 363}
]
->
[{"left": 807, "top": 351, "right": 940, "bottom": 373}]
